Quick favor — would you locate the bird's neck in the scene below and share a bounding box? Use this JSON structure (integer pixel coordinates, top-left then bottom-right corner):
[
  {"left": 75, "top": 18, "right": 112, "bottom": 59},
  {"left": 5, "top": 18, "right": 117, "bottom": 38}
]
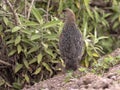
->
[
  {"left": 65, "top": 17, "right": 76, "bottom": 24},
  {"left": 64, "top": 19, "right": 76, "bottom": 26},
  {"left": 64, "top": 20, "right": 77, "bottom": 30}
]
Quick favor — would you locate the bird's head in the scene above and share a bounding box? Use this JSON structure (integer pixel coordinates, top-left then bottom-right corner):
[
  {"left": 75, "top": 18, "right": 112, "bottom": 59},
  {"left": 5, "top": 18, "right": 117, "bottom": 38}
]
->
[{"left": 62, "top": 8, "right": 76, "bottom": 23}]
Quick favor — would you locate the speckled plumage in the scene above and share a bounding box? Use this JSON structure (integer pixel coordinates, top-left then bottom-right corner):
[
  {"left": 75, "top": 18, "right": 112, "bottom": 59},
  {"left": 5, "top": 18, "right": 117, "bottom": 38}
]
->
[{"left": 59, "top": 8, "right": 83, "bottom": 71}]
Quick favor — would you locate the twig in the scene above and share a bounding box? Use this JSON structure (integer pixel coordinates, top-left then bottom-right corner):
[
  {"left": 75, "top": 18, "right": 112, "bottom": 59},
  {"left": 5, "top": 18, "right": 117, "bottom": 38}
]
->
[
  {"left": 4, "top": 0, "right": 21, "bottom": 25},
  {"left": 27, "top": 0, "right": 35, "bottom": 19},
  {"left": 13, "top": 0, "right": 21, "bottom": 8},
  {"left": 46, "top": 0, "right": 50, "bottom": 21},
  {"left": 24, "top": 0, "right": 27, "bottom": 18},
  {"left": 0, "top": 59, "right": 11, "bottom": 66}
]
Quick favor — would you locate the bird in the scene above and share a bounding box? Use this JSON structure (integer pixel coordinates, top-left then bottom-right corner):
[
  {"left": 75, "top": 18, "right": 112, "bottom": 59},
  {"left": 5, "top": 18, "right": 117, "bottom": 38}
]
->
[{"left": 59, "top": 8, "right": 84, "bottom": 71}]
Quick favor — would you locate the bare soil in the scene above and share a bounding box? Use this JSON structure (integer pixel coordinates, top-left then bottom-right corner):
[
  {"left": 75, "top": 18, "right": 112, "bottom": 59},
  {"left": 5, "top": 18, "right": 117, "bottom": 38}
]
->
[{"left": 23, "top": 48, "right": 120, "bottom": 90}]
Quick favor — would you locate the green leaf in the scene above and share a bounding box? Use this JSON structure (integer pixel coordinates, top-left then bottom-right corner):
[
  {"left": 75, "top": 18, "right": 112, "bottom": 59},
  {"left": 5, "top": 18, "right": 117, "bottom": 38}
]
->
[
  {"left": 22, "top": 39, "right": 34, "bottom": 46},
  {"left": 113, "top": 21, "right": 119, "bottom": 29},
  {"left": 24, "top": 74, "right": 30, "bottom": 83},
  {"left": 13, "top": 83, "right": 22, "bottom": 90},
  {"left": 3, "top": 17, "right": 9, "bottom": 25},
  {"left": 51, "top": 59, "right": 59, "bottom": 63},
  {"left": 44, "top": 48, "right": 54, "bottom": 58},
  {"left": 29, "top": 58, "right": 37, "bottom": 65},
  {"left": 43, "top": 34, "right": 58, "bottom": 40},
  {"left": 84, "top": 0, "right": 93, "bottom": 19},
  {"left": 0, "top": 76, "right": 5, "bottom": 86},
  {"left": 94, "top": 9, "right": 99, "bottom": 22},
  {"left": 92, "top": 53, "right": 99, "bottom": 57},
  {"left": 83, "top": 22, "right": 88, "bottom": 38},
  {"left": 42, "top": 62, "right": 53, "bottom": 75},
  {"left": 37, "top": 53, "right": 43, "bottom": 64},
  {"left": 31, "top": 34, "right": 40, "bottom": 40},
  {"left": 21, "top": 29, "right": 32, "bottom": 35},
  {"left": 84, "top": 57, "right": 89, "bottom": 67},
  {"left": 32, "top": 6, "right": 42, "bottom": 24},
  {"left": 75, "top": 0, "right": 80, "bottom": 9},
  {"left": 33, "top": 67, "right": 41, "bottom": 75},
  {"left": 27, "top": 46, "right": 39, "bottom": 54},
  {"left": 0, "top": 25, "right": 3, "bottom": 32},
  {"left": 78, "top": 67, "right": 87, "bottom": 72},
  {"left": 17, "top": 45, "right": 22, "bottom": 54},
  {"left": 15, "top": 63, "right": 23, "bottom": 73},
  {"left": 12, "top": 26, "right": 21, "bottom": 32},
  {"left": 8, "top": 50, "right": 16, "bottom": 56},
  {"left": 6, "top": 40, "right": 14, "bottom": 45},
  {"left": 23, "top": 59, "right": 29, "bottom": 69},
  {"left": 58, "top": 0, "right": 63, "bottom": 13},
  {"left": 41, "top": 42, "right": 48, "bottom": 49},
  {"left": 15, "top": 35, "right": 21, "bottom": 45},
  {"left": 41, "top": 20, "right": 61, "bottom": 29},
  {"left": 85, "top": 39, "right": 89, "bottom": 48}
]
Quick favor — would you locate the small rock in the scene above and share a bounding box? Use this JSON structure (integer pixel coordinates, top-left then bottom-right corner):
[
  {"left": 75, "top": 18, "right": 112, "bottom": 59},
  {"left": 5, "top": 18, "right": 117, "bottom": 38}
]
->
[{"left": 92, "top": 78, "right": 112, "bottom": 89}]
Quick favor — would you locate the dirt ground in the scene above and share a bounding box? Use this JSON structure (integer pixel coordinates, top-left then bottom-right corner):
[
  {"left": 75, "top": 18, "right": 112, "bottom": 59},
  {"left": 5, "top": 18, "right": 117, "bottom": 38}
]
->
[{"left": 23, "top": 48, "right": 120, "bottom": 90}]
